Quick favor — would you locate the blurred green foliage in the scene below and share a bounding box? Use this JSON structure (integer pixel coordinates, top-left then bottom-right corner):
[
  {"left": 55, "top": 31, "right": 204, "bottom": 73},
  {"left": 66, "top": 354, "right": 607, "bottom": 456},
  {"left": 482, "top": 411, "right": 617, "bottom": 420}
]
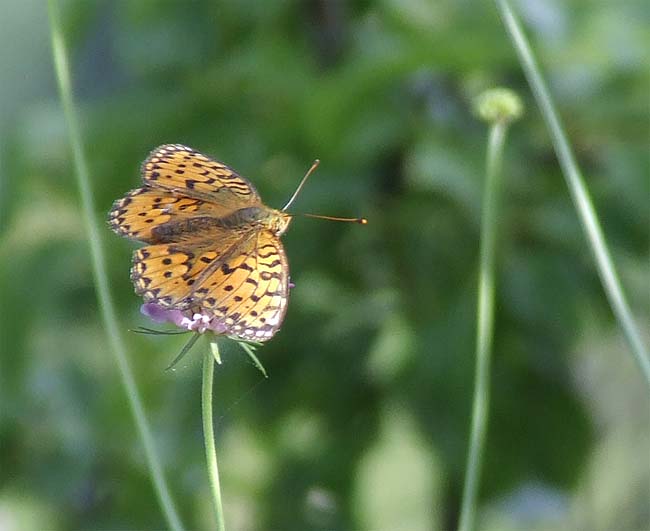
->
[{"left": 1, "top": 1, "right": 648, "bottom": 530}]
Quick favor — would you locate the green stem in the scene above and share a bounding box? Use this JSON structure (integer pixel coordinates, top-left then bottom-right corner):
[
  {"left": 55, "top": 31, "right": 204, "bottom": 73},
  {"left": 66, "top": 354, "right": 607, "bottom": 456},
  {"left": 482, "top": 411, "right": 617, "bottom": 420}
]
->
[
  {"left": 47, "top": 2, "right": 184, "bottom": 530},
  {"left": 459, "top": 122, "right": 508, "bottom": 531},
  {"left": 202, "top": 343, "right": 226, "bottom": 531},
  {"left": 495, "top": 0, "right": 650, "bottom": 387}
]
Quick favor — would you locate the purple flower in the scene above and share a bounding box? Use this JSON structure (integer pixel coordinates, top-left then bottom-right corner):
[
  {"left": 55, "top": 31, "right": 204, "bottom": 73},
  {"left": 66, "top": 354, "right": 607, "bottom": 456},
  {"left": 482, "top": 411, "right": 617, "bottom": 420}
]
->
[
  {"left": 140, "top": 303, "right": 229, "bottom": 334},
  {"left": 141, "top": 303, "right": 186, "bottom": 327}
]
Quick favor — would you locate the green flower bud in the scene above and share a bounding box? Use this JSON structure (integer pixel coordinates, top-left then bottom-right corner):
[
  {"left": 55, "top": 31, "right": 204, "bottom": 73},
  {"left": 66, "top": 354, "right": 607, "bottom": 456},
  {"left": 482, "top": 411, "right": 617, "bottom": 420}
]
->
[{"left": 474, "top": 88, "right": 523, "bottom": 124}]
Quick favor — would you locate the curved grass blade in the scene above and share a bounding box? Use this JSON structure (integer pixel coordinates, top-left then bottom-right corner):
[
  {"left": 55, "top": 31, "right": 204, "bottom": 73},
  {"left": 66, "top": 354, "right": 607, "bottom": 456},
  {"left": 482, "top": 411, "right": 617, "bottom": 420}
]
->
[
  {"left": 495, "top": 0, "right": 650, "bottom": 387},
  {"left": 48, "top": 2, "right": 185, "bottom": 529}
]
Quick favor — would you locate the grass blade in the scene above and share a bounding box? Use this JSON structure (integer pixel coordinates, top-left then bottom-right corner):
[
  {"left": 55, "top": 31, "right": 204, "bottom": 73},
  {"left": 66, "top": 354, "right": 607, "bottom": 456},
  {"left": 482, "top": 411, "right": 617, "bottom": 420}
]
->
[
  {"left": 47, "top": 2, "right": 185, "bottom": 529},
  {"left": 495, "top": 0, "right": 650, "bottom": 387}
]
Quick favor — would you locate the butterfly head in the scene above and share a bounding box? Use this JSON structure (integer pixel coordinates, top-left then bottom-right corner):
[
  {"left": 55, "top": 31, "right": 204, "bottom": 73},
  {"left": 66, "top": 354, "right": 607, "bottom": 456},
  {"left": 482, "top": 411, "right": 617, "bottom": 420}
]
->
[{"left": 266, "top": 209, "right": 293, "bottom": 236}]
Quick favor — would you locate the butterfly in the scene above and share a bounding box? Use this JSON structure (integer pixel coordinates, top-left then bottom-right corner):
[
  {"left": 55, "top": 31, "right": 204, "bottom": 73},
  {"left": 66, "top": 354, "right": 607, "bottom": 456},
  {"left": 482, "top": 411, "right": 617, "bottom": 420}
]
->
[{"left": 108, "top": 144, "right": 365, "bottom": 342}]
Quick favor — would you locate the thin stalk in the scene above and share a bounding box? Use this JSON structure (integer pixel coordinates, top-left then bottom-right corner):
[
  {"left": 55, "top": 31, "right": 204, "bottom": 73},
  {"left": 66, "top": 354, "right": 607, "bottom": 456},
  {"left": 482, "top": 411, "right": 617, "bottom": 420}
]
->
[
  {"left": 202, "top": 343, "right": 226, "bottom": 531},
  {"left": 459, "top": 122, "right": 508, "bottom": 531},
  {"left": 47, "top": 2, "right": 184, "bottom": 529},
  {"left": 495, "top": 0, "right": 650, "bottom": 386}
]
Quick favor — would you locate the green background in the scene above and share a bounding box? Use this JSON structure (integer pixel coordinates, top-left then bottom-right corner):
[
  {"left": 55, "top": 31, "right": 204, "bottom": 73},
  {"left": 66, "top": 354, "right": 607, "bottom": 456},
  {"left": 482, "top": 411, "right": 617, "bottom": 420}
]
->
[{"left": 1, "top": 1, "right": 648, "bottom": 530}]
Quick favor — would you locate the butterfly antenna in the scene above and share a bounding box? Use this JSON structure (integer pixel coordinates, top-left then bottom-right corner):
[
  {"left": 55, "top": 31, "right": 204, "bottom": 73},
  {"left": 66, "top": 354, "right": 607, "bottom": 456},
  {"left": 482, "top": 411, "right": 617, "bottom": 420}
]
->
[
  {"left": 302, "top": 213, "right": 368, "bottom": 224},
  {"left": 283, "top": 159, "right": 368, "bottom": 224},
  {"left": 281, "top": 159, "right": 321, "bottom": 212}
]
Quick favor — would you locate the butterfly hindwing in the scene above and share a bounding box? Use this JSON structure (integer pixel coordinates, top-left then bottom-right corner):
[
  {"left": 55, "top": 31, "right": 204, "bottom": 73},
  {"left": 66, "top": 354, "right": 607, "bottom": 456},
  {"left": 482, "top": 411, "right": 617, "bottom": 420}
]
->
[
  {"left": 131, "top": 244, "right": 197, "bottom": 308},
  {"left": 186, "top": 230, "right": 289, "bottom": 341},
  {"left": 130, "top": 227, "right": 252, "bottom": 309}
]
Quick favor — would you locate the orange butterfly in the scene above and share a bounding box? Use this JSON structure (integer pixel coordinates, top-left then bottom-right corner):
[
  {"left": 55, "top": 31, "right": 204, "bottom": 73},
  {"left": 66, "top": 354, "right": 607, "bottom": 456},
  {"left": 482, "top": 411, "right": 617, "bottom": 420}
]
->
[{"left": 108, "top": 144, "right": 364, "bottom": 342}]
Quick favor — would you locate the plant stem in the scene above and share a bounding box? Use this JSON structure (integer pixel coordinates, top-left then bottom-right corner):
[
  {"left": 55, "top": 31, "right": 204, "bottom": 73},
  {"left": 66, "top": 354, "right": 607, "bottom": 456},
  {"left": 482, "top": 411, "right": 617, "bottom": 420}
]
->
[
  {"left": 202, "top": 343, "right": 226, "bottom": 531},
  {"left": 47, "top": 2, "right": 185, "bottom": 529},
  {"left": 459, "top": 122, "right": 507, "bottom": 531},
  {"left": 495, "top": 0, "right": 650, "bottom": 387}
]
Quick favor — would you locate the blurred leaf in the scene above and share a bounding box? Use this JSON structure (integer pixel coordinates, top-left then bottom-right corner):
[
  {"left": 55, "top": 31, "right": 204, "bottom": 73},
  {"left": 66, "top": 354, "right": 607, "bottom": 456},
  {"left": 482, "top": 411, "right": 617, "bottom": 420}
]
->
[{"left": 353, "top": 402, "right": 443, "bottom": 529}]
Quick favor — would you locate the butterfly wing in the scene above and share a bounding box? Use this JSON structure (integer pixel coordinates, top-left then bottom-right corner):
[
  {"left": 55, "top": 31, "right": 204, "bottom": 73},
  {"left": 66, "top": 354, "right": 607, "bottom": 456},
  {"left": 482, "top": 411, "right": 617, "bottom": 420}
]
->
[
  {"left": 142, "top": 144, "right": 261, "bottom": 208},
  {"left": 187, "top": 230, "right": 290, "bottom": 341},
  {"left": 108, "top": 187, "right": 237, "bottom": 243},
  {"left": 130, "top": 226, "right": 251, "bottom": 309},
  {"left": 131, "top": 228, "right": 289, "bottom": 341},
  {"left": 109, "top": 144, "right": 262, "bottom": 243}
]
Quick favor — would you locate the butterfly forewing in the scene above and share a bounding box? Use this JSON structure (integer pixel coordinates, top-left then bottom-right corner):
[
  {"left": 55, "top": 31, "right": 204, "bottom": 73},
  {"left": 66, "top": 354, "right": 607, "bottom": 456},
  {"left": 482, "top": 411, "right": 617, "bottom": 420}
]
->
[
  {"left": 142, "top": 144, "right": 262, "bottom": 208},
  {"left": 108, "top": 187, "right": 235, "bottom": 243}
]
